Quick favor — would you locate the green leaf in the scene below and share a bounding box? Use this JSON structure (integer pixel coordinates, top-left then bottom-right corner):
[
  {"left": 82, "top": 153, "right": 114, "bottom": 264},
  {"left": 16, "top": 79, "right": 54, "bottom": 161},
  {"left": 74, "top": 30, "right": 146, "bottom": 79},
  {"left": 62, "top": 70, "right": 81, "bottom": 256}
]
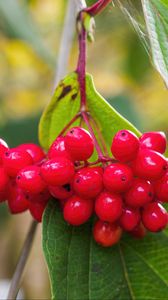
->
[
  {"left": 43, "top": 201, "right": 168, "bottom": 300},
  {"left": 141, "top": 0, "right": 168, "bottom": 87},
  {"left": 39, "top": 72, "right": 140, "bottom": 150}
]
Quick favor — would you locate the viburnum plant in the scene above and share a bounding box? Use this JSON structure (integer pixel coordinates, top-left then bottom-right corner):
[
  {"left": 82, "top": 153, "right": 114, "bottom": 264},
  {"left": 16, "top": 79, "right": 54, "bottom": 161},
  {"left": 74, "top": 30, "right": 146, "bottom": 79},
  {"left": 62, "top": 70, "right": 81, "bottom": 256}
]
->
[{"left": 2, "top": 0, "right": 168, "bottom": 299}]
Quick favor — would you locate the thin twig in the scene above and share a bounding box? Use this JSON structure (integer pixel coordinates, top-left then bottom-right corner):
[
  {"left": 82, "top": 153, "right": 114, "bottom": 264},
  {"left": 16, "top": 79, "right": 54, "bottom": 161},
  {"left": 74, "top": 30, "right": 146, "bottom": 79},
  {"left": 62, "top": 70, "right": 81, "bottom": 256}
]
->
[{"left": 7, "top": 220, "right": 38, "bottom": 300}]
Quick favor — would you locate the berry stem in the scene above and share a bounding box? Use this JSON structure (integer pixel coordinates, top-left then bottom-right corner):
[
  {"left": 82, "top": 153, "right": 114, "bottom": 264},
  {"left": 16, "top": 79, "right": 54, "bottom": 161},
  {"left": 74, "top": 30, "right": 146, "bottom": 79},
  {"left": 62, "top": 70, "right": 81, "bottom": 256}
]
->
[
  {"left": 7, "top": 220, "right": 38, "bottom": 300},
  {"left": 58, "top": 112, "right": 81, "bottom": 136},
  {"left": 85, "top": 0, "right": 112, "bottom": 17},
  {"left": 89, "top": 115, "right": 109, "bottom": 156}
]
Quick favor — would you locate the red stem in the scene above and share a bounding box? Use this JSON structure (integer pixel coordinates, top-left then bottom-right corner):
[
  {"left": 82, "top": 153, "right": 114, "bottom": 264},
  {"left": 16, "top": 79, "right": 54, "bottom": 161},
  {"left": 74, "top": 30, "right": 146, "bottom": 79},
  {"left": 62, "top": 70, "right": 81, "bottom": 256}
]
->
[
  {"left": 58, "top": 112, "right": 81, "bottom": 136},
  {"left": 85, "top": 0, "right": 112, "bottom": 16}
]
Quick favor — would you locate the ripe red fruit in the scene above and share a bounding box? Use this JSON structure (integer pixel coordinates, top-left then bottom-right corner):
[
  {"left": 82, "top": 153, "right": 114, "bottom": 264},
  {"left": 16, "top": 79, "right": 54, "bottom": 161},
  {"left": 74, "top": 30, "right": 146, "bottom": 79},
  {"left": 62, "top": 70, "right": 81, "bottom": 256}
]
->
[
  {"left": 132, "top": 149, "right": 167, "bottom": 180},
  {"left": 26, "top": 189, "right": 50, "bottom": 204},
  {"left": 65, "top": 127, "right": 94, "bottom": 161},
  {"left": 119, "top": 207, "right": 140, "bottom": 231},
  {"left": 41, "top": 157, "right": 74, "bottom": 186},
  {"left": 3, "top": 149, "right": 33, "bottom": 177},
  {"left": 29, "top": 201, "right": 47, "bottom": 222},
  {"left": 73, "top": 167, "right": 103, "bottom": 198},
  {"left": 154, "top": 172, "right": 168, "bottom": 202},
  {"left": 130, "top": 222, "right": 147, "bottom": 239},
  {"left": 63, "top": 196, "right": 93, "bottom": 226},
  {"left": 125, "top": 178, "right": 154, "bottom": 207},
  {"left": 142, "top": 202, "right": 168, "bottom": 232},
  {"left": 16, "top": 165, "right": 47, "bottom": 194},
  {"left": 103, "top": 163, "right": 133, "bottom": 193},
  {"left": 49, "top": 184, "right": 73, "bottom": 200},
  {"left": 140, "top": 131, "right": 167, "bottom": 154},
  {"left": 95, "top": 192, "right": 123, "bottom": 222},
  {"left": 48, "top": 136, "right": 71, "bottom": 160},
  {"left": 7, "top": 181, "right": 29, "bottom": 214},
  {"left": 93, "top": 220, "right": 122, "bottom": 247},
  {"left": 0, "top": 167, "right": 9, "bottom": 192},
  {"left": 0, "top": 138, "right": 8, "bottom": 165},
  {"left": 111, "top": 130, "right": 139, "bottom": 162},
  {"left": 18, "top": 143, "right": 45, "bottom": 163}
]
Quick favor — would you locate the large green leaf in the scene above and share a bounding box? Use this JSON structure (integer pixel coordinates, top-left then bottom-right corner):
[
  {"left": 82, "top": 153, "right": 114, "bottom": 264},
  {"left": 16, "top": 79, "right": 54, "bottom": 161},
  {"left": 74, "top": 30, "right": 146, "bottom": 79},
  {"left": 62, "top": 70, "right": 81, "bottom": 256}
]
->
[
  {"left": 141, "top": 0, "right": 168, "bottom": 87},
  {"left": 43, "top": 201, "right": 168, "bottom": 300}
]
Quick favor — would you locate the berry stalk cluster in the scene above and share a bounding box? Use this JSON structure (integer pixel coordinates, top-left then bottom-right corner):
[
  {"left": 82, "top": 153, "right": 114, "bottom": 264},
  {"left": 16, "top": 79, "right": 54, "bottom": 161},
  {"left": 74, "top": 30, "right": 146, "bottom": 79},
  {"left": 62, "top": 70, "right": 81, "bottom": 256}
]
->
[{"left": 0, "top": 128, "right": 168, "bottom": 247}]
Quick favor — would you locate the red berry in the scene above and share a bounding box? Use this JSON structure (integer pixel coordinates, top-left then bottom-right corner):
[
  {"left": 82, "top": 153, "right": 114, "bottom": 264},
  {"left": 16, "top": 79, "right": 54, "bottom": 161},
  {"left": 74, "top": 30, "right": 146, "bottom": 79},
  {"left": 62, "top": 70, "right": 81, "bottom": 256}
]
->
[
  {"left": 142, "top": 202, "right": 168, "bottom": 232},
  {"left": 130, "top": 222, "right": 147, "bottom": 239},
  {"left": 49, "top": 184, "right": 73, "bottom": 200},
  {"left": 73, "top": 167, "right": 103, "bottom": 198},
  {"left": 16, "top": 165, "right": 47, "bottom": 194},
  {"left": 140, "top": 131, "right": 167, "bottom": 154},
  {"left": 7, "top": 181, "right": 29, "bottom": 214},
  {"left": 3, "top": 149, "right": 33, "bottom": 177},
  {"left": 48, "top": 136, "right": 71, "bottom": 160},
  {"left": 93, "top": 220, "right": 122, "bottom": 247},
  {"left": 41, "top": 157, "right": 74, "bottom": 186},
  {"left": 119, "top": 207, "right": 140, "bottom": 231},
  {"left": 26, "top": 189, "right": 50, "bottom": 204},
  {"left": 18, "top": 143, "right": 45, "bottom": 163},
  {"left": 125, "top": 178, "right": 154, "bottom": 208},
  {"left": 111, "top": 130, "right": 139, "bottom": 162},
  {"left": 95, "top": 192, "right": 123, "bottom": 222},
  {"left": 132, "top": 149, "right": 167, "bottom": 180},
  {"left": 154, "top": 171, "right": 168, "bottom": 202},
  {"left": 0, "top": 138, "right": 8, "bottom": 165},
  {"left": 29, "top": 201, "right": 47, "bottom": 222},
  {"left": 103, "top": 163, "right": 133, "bottom": 193},
  {"left": 63, "top": 195, "right": 93, "bottom": 226},
  {"left": 0, "top": 167, "right": 9, "bottom": 192},
  {"left": 65, "top": 127, "right": 94, "bottom": 161}
]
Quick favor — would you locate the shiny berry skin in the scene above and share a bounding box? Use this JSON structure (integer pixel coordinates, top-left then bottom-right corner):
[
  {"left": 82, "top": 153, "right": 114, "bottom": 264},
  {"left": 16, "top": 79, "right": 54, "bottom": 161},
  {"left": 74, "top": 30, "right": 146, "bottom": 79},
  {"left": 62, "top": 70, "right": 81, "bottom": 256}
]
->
[
  {"left": 111, "top": 130, "right": 139, "bottom": 162},
  {"left": 48, "top": 136, "right": 71, "bottom": 160},
  {"left": 3, "top": 149, "right": 33, "bottom": 177},
  {"left": 41, "top": 157, "right": 75, "bottom": 186},
  {"left": 132, "top": 149, "right": 167, "bottom": 180},
  {"left": 93, "top": 220, "right": 122, "bottom": 247},
  {"left": 63, "top": 196, "right": 93, "bottom": 226},
  {"left": 65, "top": 127, "right": 94, "bottom": 161},
  {"left": 0, "top": 167, "right": 9, "bottom": 192},
  {"left": 154, "top": 172, "right": 168, "bottom": 202},
  {"left": 16, "top": 166, "right": 47, "bottom": 194},
  {"left": 0, "top": 138, "right": 9, "bottom": 165},
  {"left": 95, "top": 192, "right": 123, "bottom": 222},
  {"left": 125, "top": 178, "right": 154, "bottom": 208},
  {"left": 140, "top": 131, "right": 167, "bottom": 154},
  {"left": 119, "top": 207, "right": 140, "bottom": 231},
  {"left": 7, "top": 181, "right": 29, "bottom": 214},
  {"left": 130, "top": 222, "right": 147, "bottom": 239},
  {"left": 49, "top": 184, "right": 73, "bottom": 200},
  {"left": 103, "top": 163, "right": 133, "bottom": 193},
  {"left": 18, "top": 143, "right": 45, "bottom": 163},
  {"left": 29, "top": 201, "right": 47, "bottom": 222},
  {"left": 73, "top": 167, "right": 103, "bottom": 198},
  {"left": 142, "top": 202, "right": 168, "bottom": 232}
]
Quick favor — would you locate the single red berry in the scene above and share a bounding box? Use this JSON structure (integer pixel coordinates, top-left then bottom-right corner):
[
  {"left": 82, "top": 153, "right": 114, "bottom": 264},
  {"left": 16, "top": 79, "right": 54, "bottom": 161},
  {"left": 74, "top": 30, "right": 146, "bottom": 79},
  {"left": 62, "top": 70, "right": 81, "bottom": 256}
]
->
[
  {"left": 142, "top": 202, "right": 168, "bottom": 232},
  {"left": 0, "top": 167, "right": 9, "bottom": 192},
  {"left": 132, "top": 149, "right": 167, "bottom": 180},
  {"left": 49, "top": 183, "right": 73, "bottom": 200},
  {"left": 73, "top": 167, "right": 103, "bottom": 198},
  {"left": 48, "top": 136, "right": 71, "bottom": 160},
  {"left": 63, "top": 195, "right": 93, "bottom": 226},
  {"left": 18, "top": 143, "right": 45, "bottom": 163},
  {"left": 130, "top": 222, "right": 147, "bottom": 239},
  {"left": 0, "top": 138, "right": 9, "bottom": 164},
  {"left": 154, "top": 171, "right": 168, "bottom": 202},
  {"left": 111, "top": 130, "right": 139, "bottom": 162},
  {"left": 29, "top": 201, "right": 47, "bottom": 222},
  {"left": 65, "top": 127, "right": 94, "bottom": 161},
  {"left": 140, "top": 131, "right": 167, "bottom": 154},
  {"left": 95, "top": 192, "right": 123, "bottom": 222},
  {"left": 103, "top": 163, "right": 133, "bottom": 193},
  {"left": 16, "top": 165, "right": 47, "bottom": 194},
  {"left": 93, "top": 220, "right": 122, "bottom": 247},
  {"left": 119, "top": 207, "right": 140, "bottom": 231},
  {"left": 7, "top": 181, "right": 29, "bottom": 214},
  {"left": 41, "top": 157, "right": 74, "bottom": 186},
  {"left": 125, "top": 178, "right": 154, "bottom": 208},
  {"left": 3, "top": 149, "right": 33, "bottom": 177}
]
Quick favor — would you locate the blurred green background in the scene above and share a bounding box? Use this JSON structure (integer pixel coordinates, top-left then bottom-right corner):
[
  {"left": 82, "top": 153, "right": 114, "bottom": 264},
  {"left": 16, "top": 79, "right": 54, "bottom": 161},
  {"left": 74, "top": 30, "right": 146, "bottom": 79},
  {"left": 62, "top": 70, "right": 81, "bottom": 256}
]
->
[{"left": 0, "top": 0, "right": 167, "bottom": 299}]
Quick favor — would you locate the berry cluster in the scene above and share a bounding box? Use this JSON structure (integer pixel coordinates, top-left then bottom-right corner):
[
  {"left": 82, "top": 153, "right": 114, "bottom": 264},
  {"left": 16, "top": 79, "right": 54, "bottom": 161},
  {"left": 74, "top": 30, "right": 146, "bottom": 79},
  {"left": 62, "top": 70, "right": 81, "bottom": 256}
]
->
[{"left": 0, "top": 128, "right": 168, "bottom": 247}]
